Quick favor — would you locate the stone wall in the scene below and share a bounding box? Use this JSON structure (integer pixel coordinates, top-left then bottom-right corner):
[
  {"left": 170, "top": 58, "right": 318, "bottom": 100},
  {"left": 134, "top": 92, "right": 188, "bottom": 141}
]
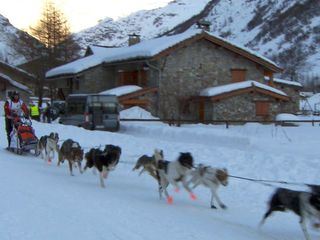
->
[
  {"left": 272, "top": 83, "right": 300, "bottom": 114},
  {"left": 81, "top": 65, "right": 116, "bottom": 93},
  {"left": 208, "top": 93, "right": 284, "bottom": 121},
  {"left": 156, "top": 39, "right": 266, "bottom": 119}
]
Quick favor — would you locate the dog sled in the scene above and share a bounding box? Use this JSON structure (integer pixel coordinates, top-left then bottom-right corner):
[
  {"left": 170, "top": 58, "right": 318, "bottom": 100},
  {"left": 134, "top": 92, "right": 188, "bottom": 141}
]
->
[{"left": 9, "top": 116, "right": 39, "bottom": 155}]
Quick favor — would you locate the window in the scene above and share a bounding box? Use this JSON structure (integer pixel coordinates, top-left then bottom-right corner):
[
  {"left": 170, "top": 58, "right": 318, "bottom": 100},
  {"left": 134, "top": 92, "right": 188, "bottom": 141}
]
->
[
  {"left": 231, "top": 69, "right": 247, "bottom": 83},
  {"left": 255, "top": 101, "right": 269, "bottom": 116}
]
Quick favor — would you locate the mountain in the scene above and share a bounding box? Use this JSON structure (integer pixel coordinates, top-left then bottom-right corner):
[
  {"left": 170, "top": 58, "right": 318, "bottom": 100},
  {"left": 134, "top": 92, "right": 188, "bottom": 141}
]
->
[
  {"left": 74, "top": 0, "right": 320, "bottom": 82},
  {"left": 1, "top": 0, "right": 319, "bottom": 81},
  {"left": 0, "top": 15, "right": 42, "bottom": 66},
  {"left": 74, "top": 0, "right": 211, "bottom": 48}
]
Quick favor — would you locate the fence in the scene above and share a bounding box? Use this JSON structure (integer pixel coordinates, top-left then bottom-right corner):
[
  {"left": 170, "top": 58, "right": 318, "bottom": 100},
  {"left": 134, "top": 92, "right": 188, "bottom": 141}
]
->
[{"left": 120, "top": 118, "right": 320, "bottom": 128}]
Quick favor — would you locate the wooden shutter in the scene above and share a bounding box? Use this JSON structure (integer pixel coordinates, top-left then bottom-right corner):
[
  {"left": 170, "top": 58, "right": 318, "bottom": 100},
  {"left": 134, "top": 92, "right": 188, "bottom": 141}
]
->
[
  {"left": 122, "top": 71, "right": 138, "bottom": 85},
  {"left": 231, "top": 69, "right": 247, "bottom": 83},
  {"left": 199, "top": 101, "right": 205, "bottom": 122},
  {"left": 255, "top": 101, "right": 269, "bottom": 116},
  {"left": 139, "top": 70, "right": 147, "bottom": 87}
]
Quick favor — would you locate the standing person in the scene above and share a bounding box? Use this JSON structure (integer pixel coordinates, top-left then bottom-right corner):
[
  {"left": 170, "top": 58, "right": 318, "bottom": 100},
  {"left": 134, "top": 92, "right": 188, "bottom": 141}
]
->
[
  {"left": 4, "top": 91, "right": 29, "bottom": 148},
  {"left": 30, "top": 103, "right": 40, "bottom": 121},
  {"left": 44, "top": 103, "right": 52, "bottom": 123}
]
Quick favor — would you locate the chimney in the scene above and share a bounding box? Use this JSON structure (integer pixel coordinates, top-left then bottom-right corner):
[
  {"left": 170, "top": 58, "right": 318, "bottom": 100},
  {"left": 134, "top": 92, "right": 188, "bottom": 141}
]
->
[
  {"left": 128, "top": 33, "right": 141, "bottom": 46},
  {"left": 197, "top": 20, "right": 211, "bottom": 31}
]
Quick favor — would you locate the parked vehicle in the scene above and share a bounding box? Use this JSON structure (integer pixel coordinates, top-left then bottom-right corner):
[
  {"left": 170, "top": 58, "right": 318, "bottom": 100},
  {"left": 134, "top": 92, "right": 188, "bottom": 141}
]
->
[
  {"left": 59, "top": 94, "right": 120, "bottom": 131},
  {"left": 52, "top": 100, "right": 66, "bottom": 115}
]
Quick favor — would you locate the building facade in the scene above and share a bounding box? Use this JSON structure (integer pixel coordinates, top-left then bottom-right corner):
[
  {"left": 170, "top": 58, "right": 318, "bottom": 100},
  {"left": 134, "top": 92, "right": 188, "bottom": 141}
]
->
[{"left": 46, "top": 30, "right": 301, "bottom": 121}]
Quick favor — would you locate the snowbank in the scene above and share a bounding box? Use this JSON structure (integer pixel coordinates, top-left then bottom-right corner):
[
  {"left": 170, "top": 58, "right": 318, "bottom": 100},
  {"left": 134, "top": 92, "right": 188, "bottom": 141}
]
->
[
  {"left": 120, "top": 106, "right": 158, "bottom": 119},
  {"left": 275, "top": 113, "right": 300, "bottom": 121}
]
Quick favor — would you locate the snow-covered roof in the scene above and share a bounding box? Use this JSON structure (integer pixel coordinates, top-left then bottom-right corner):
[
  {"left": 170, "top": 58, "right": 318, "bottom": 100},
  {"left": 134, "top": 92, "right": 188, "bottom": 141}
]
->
[
  {"left": 88, "top": 45, "right": 118, "bottom": 55},
  {"left": 99, "top": 85, "right": 142, "bottom": 96},
  {"left": 200, "top": 80, "right": 288, "bottom": 98},
  {"left": 0, "top": 72, "right": 32, "bottom": 93},
  {"left": 0, "top": 60, "right": 35, "bottom": 79},
  {"left": 264, "top": 77, "right": 302, "bottom": 87},
  {"left": 101, "top": 29, "right": 280, "bottom": 68},
  {"left": 46, "top": 47, "right": 120, "bottom": 78},
  {"left": 46, "top": 29, "right": 280, "bottom": 78}
]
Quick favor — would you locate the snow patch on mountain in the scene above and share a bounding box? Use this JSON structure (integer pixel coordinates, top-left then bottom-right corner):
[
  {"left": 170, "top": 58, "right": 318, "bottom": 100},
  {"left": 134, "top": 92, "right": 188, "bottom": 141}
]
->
[{"left": 0, "top": 15, "right": 27, "bottom": 65}]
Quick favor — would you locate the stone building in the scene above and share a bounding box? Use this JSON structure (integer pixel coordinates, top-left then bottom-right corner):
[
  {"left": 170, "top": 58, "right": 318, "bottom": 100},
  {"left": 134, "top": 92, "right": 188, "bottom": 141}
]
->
[
  {"left": 0, "top": 61, "right": 34, "bottom": 103},
  {"left": 46, "top": 30, "right": 301, "bottom": 121}
]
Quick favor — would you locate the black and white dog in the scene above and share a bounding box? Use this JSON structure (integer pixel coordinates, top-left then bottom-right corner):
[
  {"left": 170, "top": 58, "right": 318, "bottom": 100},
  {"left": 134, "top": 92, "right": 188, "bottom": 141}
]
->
[
  {"left": 188, "top": 164, "right": 228, "bottom": 209},
  {"left": 260, "top": 187, "right": 320, "bottom": 240},
  {"left": 84, "top": 144, "right": 122, "bottom": 188},
  {"left": 157, "top": 152, "right": 196, "bottom": 204},
  {"left": 38, "top": 132, "right": 59, "bottom": 164}
]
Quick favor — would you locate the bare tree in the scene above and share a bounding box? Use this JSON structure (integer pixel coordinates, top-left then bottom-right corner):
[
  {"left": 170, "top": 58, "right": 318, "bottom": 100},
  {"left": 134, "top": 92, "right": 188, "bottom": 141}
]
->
[
  {"left": 23, "top": 0, "right": 80, "bottom": 106},
  {"left": 30, "top": 1, "right": 76, "bottom": 61}
]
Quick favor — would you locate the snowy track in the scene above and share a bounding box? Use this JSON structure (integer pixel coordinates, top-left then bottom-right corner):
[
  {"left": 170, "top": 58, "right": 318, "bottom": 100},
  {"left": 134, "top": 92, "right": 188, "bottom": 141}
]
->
[{"left": 1, "top": 118, "right": 320, "bottom": 240}]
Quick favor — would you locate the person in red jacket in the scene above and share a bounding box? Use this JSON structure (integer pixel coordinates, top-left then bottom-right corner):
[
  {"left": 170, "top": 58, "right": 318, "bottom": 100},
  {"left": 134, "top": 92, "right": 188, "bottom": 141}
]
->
[{"left": 4, "top": 91, "right": 29, "bottom": 148}]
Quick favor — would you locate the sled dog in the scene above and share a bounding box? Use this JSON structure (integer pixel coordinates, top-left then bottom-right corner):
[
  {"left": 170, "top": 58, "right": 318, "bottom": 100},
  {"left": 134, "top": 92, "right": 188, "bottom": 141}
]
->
[
  {"left": 58, "top": 139, "right": 84, "bottom": 176},
  {"left": 188, "top": 164, "right": 228, "bottom": 209},
  {"left": 261, "top": 188, "right": 320, "bottom": 240},
  {"left": 157, "top": 152, "right": 195, "bottom": 204},
  {"left": 84, "top": 144, "right": 122, "bottom": 188}
]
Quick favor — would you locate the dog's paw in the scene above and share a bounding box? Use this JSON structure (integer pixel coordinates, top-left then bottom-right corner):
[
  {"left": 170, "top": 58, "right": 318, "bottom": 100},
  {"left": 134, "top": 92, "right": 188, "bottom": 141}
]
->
[
  {"left": 167, "top": 196, "right": 173, "bottom": 204},
  {"left": 190, "top": 193, "right": 197, "bottom": 201},
  {"left": 220, "top": 204, "right": 227, "bottom": 209}
]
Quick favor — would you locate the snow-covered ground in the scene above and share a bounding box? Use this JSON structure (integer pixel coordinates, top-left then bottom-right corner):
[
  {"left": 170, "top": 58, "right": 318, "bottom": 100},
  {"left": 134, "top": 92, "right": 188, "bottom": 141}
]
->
[{"left": 1, "top": 111, "right": 320, "bottom": 239}]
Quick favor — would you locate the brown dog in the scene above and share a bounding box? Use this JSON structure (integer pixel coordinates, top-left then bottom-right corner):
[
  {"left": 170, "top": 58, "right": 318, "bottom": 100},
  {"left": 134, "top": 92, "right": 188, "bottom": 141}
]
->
[
  {"left": 58, "top": 139, "right": 84, "bottom": 176},
  {"left": 133, "top": 149, "right": 164, "bottom": 181}
]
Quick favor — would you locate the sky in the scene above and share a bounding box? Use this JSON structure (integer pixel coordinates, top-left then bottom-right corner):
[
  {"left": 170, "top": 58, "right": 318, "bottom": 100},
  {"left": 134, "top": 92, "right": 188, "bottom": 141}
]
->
[{"left": 0, "top": 0, "right": 172, "bottom": 32}]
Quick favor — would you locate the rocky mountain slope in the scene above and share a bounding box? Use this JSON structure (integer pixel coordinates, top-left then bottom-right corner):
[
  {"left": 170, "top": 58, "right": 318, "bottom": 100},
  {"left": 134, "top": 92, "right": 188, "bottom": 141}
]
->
[
  {"left": 0, "top": 15, "right": 41, "bottom": 66},
  {"left": 74, "top": 0, "right": 320, "bottom": 81},
  {"left": 1, "top": 0, "right": 319, "bottom": 82}
]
